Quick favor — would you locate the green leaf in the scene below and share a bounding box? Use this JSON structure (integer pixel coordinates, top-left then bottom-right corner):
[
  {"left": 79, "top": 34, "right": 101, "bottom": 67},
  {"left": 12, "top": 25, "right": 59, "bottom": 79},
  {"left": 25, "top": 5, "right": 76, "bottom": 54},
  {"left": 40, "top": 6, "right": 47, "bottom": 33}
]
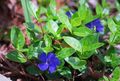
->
[
  {"left": 59, "top": 67, "right": 72, "bottom": 79},
  {"left": 44, "top": 34, "right": 52, "bottom": 47},
  {"left": 78, "top": 51, "right": 95, "bottom": 59},
  {"left": 6, "top": 51, "right": 27, "bottom": 63},
  {"left": 26, "top": 65, "right": 40, "bottom": 75},
  {"left": 109, "top": 32, "right": 120, "bottom": 45},
  {"left": 96, "top": 4, "right": 103, "bottom": 17},
  {"left": 102, "top": 8, "right": 109, "bottom": 16},
  {"left": 46, "top": 20, "right": 59, "bottom": 36},
  {"left": 49, "top": 0, "right": 56, "bottom": 16},
  {"left": 63, "top": 36, "right": 82, "bottom": 52},
  {"left": 115, "top": 14, "right": 120, "bottom": 25},
  {"left": 27, "top": 45, "right": 38, "bottom": 59},
  {"left": 78, "top": 5, "right": 87, "bottom": 20},
  {"left": 42, "top": 46, "right": 54, "bottom": 54},
  {"left": 103, "top": 76, "right": 109, "bottom": 81},
  {"left": 108, "top": 18, "right": 117, "bottom": 33},
  {"left": 102, "top": 0, "right": 107, "bottom": 8},
  {"left": 36, "top": 6, "right": 47, "bottom": 16},
  {"left": 27, "top": 1, "right": 38, "bottom": 20},
  {"left": 111, "top": 67, "right": 120, "bottom": 81},
  {"left": 111, "top": 54, "right": 120, "bottom": 67},
  {"left": 80, "top": 34, "right": 104, "bottom": 52},
  {"left": 20, "top": 0, "right": 32, "bottom": 23},
  {"left": 25, "top": 22, "right": 42, "bottom": 33},
  {"left": 57, "top": 10, "right": 72, "bottom": 32},
  {"left": 27, "top": 41, "right": 43, "bottom": 59},
  {"left": 115, "top": 1, "right": 120, "bottom": 12},
  {"left": 11, "top": 27, "right": 25, "bottom": 50},
  {"left": 79, "top": 0, "right": 87, "bottom": 5},
  {"left": 65, "top": 57, "right": 86, "bottom": 70},
  {"left": 73, "top": 27, "right": 93, "bottom": 37},
  {"left": 57, "top": 48, "right": 75, "bottom": 60},
  {"left": 71, "top": 17, "right": 81, "bottom": 27}
]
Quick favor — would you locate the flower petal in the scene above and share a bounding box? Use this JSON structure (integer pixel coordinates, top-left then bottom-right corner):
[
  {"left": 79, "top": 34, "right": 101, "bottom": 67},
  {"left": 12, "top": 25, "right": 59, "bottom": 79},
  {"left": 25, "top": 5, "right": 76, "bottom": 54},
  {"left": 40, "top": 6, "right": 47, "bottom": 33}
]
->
[
  {"left": 96, "top": 24, "right": 104, "bottom": 32},
  {"left": 85, "top": 18, "right": 104, "bottom": 33},
  {"left": 85, "top": 22, "right": 94, "bottom": 29},
  {"left": 38, "top": 63, "right": 48, "bottom": 71},
  {"left": 49, "top": 65, "right": 56, "bottom": 73},
  {"left": 54, "top": 57, "right": 60, "bottom": 66},
  {"left": 47, "top": 52, "right": 56, "bottom": 60},
  {"left": 39, "top": 52, "right": 47, "bottom": 62},
  {"left": 66, "top": 11, "right": 72, "bottom": 18}
]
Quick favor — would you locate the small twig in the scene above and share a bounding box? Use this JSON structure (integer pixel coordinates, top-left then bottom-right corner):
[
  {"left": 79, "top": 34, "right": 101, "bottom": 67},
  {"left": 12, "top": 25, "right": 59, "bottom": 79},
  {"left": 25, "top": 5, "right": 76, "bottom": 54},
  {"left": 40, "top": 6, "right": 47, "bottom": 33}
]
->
[{"left": 39, "top": 74, "right": 45, "bottom": 81}]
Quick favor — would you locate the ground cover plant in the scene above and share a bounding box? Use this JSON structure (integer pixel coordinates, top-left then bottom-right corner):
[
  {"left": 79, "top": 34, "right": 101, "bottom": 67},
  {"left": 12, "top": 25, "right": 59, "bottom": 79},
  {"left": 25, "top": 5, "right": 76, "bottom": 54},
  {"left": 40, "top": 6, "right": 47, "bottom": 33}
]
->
[{"left": 1, "top": 0, "right": 120, "bottom": 81}]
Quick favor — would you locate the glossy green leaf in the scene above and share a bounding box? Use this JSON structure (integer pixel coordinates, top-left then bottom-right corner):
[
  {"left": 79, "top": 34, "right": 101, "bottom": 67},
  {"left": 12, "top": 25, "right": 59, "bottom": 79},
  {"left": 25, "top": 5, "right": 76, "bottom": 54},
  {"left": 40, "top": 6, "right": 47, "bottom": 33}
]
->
[
  {"left": 26, "top": 65, "right": 40, "bottom": 75},
  {"left": 57, "top": 48, "right": 75, "bottom": 60},
  {"left": 78, "top": 51, "right": 95, "bottom": 59},
  {"left": 63, "top": 36, "right": 82, "bottom": 52},
  {"left": 65, "top": 57, "right": 86, "bottom": 70},
  {"left": 6, "top": 51, "right": 27, "bottom": 63},
  {"left": 80, "top": 34, "right": 104, "bottom": 52},
  {"left": 57, "top": 10, "right": 72, "bottom": 32},
  {"left": 59, "top": 67, "right": 72, "bottom": 79},
  {"left": 46, "top": 20, "right": 59, "bottom": 35},
  {"left": 11, "top": 27, "right": 25, "bottom": 50},
  {"left": 73, "top": 27, "right": 93, "bottom": 37}
]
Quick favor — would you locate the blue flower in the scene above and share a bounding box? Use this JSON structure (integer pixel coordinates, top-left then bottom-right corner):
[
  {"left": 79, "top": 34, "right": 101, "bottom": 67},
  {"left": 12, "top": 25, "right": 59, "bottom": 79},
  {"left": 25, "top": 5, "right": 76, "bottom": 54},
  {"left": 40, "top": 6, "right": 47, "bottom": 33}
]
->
[
  {"left": 66, "top": 10, "right": 75, "bottom": 18},
  {"left": 38, "top": 52, "right": 60, "bottom": 73},
  {"left": 85, "top": 18, "right": 104, "bottom": 33}
]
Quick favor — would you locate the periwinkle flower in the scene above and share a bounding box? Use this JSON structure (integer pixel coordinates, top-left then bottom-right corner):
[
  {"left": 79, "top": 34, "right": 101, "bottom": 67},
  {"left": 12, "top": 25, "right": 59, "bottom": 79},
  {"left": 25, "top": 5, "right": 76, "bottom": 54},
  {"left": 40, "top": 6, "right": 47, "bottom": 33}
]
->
[
  {"left": 38, "top": 52, "right": 60, "bottom": 73},
  {"left": 66, "top": 10, "right": 75, "bottom": 18},
  {"left": 85, "top": 18, "right": 104, "bottom": 33}
]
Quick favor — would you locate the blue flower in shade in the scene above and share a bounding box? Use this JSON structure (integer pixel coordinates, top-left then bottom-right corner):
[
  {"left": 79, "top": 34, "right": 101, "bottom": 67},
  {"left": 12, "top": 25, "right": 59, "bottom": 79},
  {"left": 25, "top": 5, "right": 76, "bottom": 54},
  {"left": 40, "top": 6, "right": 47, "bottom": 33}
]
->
[
  {"left": 38, "top": 52, "right": 60, "bottom": 73},
  {"left": 85, "top": 18, "right": 104, "bottom": 33},
  {"left": 66, "top": 10, "right": 75, "bottom": 18}
]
